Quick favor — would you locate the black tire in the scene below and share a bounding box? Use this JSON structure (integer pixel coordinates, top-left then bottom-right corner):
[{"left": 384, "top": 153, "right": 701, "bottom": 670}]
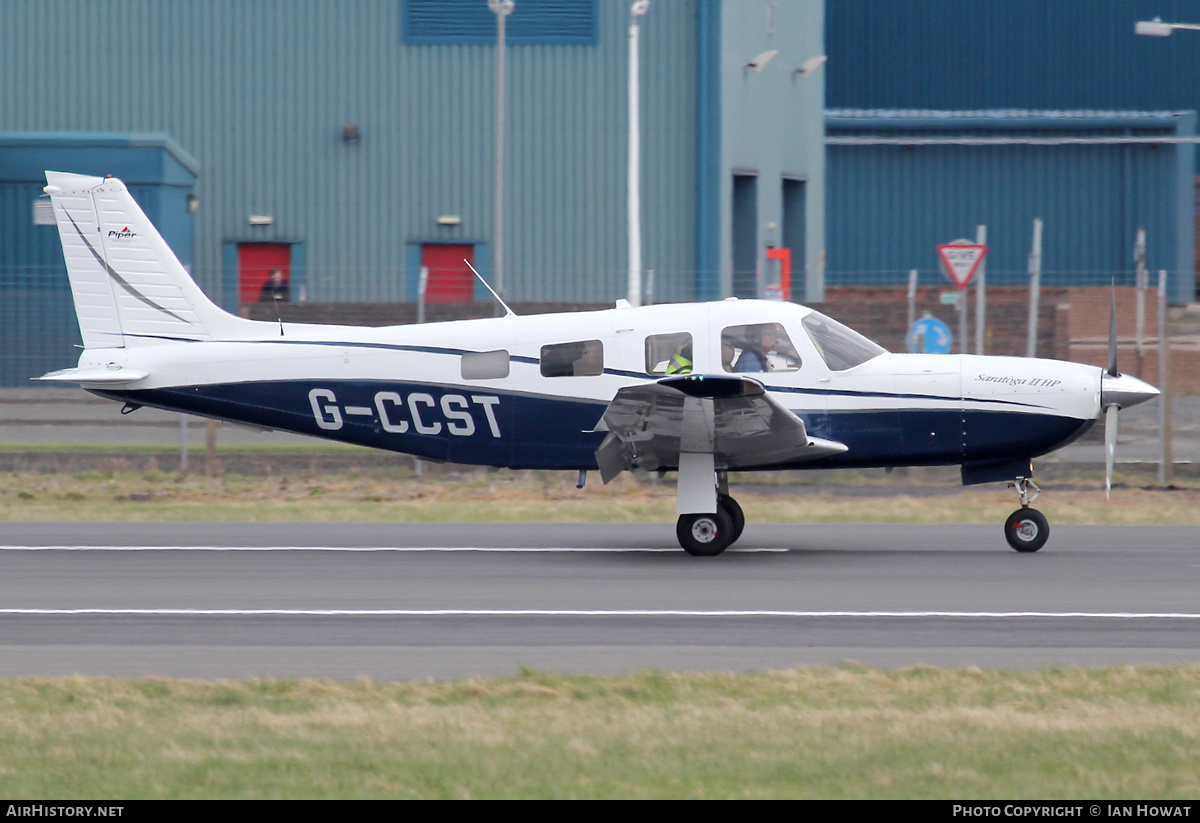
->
[
  {"left": 677, "top": 509, "right": 734, "bottom": 556},
  {"left": 1004, "top": 507, "right": 1050, "bottom": 553},
  {"left": 718, "top": 493, "right": 745, "bottom": 545}
]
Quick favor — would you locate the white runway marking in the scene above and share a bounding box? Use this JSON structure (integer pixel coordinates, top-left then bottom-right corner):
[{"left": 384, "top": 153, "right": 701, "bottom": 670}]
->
[
  {"left": 1, "top": 609, "right": 1198, "bottom": 619},
  {"left": 0, "top": 545, "right": 785, "bottom": 553}
]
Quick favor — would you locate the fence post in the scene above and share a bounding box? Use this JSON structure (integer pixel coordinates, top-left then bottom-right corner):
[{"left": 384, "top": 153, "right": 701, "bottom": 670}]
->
[
  {"left": 180, "top": 416, "right": 188, "bottom": 473},
  {"left": 414, "top": 265, "right": 429, "bottom": 477},
  {"left": 417, "top": 266, "right": 428, "bottom": 325},
  {"left": 975, "top": 225, "right": 986, "bottom": 355},
  {"left": 906, "top": 269, "right": 917, "bottom": 345},
  {"left": 1026, "top": 218, "right": 1042, "bottom": 358},
  {"left": 1158, "top": 270, "right": 1172, "bottom": 484},
  {"left": 1135, "top": 228, "right": 1146, "bottom": 379}
]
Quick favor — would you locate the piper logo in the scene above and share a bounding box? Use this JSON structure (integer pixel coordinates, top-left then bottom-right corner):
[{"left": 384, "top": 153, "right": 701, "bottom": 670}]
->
[{"left": 107, "top": 226, "right": 137, "bottom": 240}]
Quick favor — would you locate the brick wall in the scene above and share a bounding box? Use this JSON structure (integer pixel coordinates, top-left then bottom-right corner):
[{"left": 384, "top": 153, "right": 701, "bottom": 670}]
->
[
  {"left": 241, "top": 301, "right": 612, "bottom": 326},
  {"left": 815, "top": 286, "right": 1070, "bottom": 359},
  {"left": 818, "top": 285, "right": 1198, "bottom": 395}
]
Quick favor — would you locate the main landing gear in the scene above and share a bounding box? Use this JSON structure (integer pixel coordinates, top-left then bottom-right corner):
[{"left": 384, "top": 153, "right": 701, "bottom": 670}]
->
[
  {"left": 1004, "top": 476, "right": 1049, "bottom": 553},
  {"left": 674, "top": 462, "right": 746, "bottom": 556},
  {"left": 676, "top": 493, "right": 745, "bottom": 557}
]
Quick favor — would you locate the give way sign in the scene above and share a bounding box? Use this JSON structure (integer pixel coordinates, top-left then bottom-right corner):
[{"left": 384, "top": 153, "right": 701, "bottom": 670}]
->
[{"left": 937, "top": 241, "right": 988, "bottom": 289}]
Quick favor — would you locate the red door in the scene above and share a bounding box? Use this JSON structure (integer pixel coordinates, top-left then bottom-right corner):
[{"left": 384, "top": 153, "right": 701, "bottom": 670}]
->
[
  {"left": 239, "top": 243, "right": 291, "bottom": 303},
  {"left": 422, "top": 244, "right": 474, "bottom": 303}
]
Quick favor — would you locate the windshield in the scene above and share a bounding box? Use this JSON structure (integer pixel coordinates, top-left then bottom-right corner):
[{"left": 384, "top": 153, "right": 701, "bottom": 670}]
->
[{"left": 801, "top": 311, "right": 887, "bottom": 371}]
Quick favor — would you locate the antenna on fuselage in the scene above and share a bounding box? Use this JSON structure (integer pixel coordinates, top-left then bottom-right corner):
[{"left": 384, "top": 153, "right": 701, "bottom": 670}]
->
[{"left": 464, "top": 259, "right": 517, "bottom": 318}]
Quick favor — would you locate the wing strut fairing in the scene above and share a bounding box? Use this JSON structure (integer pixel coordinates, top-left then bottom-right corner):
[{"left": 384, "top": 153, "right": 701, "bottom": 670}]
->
[{"left": 594, "top": 374, "right": 847, "bottom": 484}]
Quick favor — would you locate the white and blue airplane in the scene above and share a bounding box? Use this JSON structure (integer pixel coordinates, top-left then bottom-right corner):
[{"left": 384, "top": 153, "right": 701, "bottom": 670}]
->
[{"left": 38, "top": 171, "right": 1160, "bottom": 555}]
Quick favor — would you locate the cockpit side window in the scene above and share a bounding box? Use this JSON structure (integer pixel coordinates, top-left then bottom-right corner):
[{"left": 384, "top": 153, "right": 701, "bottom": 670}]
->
[
  {"left": 720, "top": 323, "right": 801, "bottom": 373},
  {"left": 801, "top": 311, "right": 887, "bottom": 371}
]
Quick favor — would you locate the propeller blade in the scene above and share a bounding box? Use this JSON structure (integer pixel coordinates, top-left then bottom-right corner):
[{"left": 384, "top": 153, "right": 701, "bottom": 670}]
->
[
  {"left": 1107, "top": 279, "right": 1119, "bottom": 377},
  {"left": 1104, "top": 403, "right": 1118, "bottom": 500}
]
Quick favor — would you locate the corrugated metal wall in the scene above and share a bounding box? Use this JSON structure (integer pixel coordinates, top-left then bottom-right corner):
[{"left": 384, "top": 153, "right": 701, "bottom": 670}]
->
[
  {"left": 0, "top": 182, "right": 78, "bottom": 384},
  {"left": 826, "top": 111, "right": 1196, "bottom": 303},
  {"left": 0, "top": 0, "right": 700, "bottom": 306},
  {"left": 827, "top": 0, "right": 1200, "bottom": 113},
  {"left": 715, "top": 0, "right": 826, "bottom": 302}
]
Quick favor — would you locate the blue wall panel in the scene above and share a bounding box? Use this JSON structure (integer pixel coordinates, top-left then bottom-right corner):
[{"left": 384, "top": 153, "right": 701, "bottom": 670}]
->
[
  {"left": 826, "top": 112, "right": 1195, "bottom": 302},
  {"left": 0, "top": 135, "right": 197, "bottom": 384},
  {"left": 828, "top": 0, "right": 1200, "bottom": 113}
]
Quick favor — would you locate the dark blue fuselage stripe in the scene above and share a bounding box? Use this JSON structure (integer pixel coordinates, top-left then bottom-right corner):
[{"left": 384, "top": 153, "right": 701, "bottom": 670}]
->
[{"left": 92, "top": 379, "right": 1093, "bottom": 472}]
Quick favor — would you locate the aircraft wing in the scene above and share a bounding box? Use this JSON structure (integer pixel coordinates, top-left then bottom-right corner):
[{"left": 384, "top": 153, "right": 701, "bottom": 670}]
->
[{"left": 594, "top": 374, "right": 847, "bottom": 483}]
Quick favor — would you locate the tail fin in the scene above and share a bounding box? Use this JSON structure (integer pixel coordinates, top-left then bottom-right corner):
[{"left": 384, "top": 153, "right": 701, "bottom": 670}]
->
[{"left": 43, "top": 171, "right": 241, "bottom": 348}]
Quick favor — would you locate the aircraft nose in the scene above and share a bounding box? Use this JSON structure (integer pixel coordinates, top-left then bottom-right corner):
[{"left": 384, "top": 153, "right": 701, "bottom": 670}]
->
[{"left": 1100, "top": 372, "right": 1161, "bottom": 410}]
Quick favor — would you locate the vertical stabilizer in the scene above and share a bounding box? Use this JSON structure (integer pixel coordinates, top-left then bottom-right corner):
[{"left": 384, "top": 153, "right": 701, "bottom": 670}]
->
[{"left": 43, "top": 171, "right": 239, "bottom": 348}]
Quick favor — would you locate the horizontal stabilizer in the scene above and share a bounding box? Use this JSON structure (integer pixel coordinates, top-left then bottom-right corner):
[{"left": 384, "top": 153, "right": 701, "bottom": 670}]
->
[{"left": 34, "top": 367, "right": 149, "bottom": 385}]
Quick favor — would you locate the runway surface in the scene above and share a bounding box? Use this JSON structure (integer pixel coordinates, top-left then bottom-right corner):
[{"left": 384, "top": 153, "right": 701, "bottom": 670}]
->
[{"left": 2, "top": 522, "right": 1198, "bottom": 680}]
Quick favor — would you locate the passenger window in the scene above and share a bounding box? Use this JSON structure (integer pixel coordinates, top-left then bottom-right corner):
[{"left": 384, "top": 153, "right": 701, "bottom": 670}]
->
[
  {"left": 645, "top": 332, "right": 693, "bottom": 375},
  {"left": 540, "top": 340, "right": 604, "bottom": 377},
  {"left": 461, "top": 350, "right": 510, "bottom": 380},
  {"left": 721, "top": 323, "right": 801, "bottom": 373}
]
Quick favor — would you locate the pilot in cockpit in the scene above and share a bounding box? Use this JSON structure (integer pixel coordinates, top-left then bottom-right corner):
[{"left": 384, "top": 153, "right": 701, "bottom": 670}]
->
[{"left": 733, "top": 324, "right": 779, "bottom": 372}]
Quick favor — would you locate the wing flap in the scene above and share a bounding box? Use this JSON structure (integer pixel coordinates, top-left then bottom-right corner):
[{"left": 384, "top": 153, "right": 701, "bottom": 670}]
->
[{"left": 595, "top": 375, "right": 846, "bottom": 482}]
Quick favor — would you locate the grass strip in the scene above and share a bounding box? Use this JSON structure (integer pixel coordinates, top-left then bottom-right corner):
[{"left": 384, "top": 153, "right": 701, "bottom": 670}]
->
[
  {"left": 0, "top": 665, "right": 1196, "bottom": 799},
  {"left": 2, "top": 469, "right": 1200, "bottom": 524}
]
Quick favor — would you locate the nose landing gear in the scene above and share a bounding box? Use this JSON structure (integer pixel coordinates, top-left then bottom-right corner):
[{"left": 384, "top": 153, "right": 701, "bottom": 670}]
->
[{"left": 1004, "top": 476, "right": 1049, "bottom": 553}]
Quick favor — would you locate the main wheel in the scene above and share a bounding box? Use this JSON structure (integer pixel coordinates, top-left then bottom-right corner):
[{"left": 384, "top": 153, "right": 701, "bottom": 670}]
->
[
  {"left": 718, "top": 493, "right": 745, "bottom": 545},
  {"left": 1004, "top": 507, "right": 1050, "bottom": 553},
  {"left": 677, "top": 509, "right": 734, "bottom": 556}
]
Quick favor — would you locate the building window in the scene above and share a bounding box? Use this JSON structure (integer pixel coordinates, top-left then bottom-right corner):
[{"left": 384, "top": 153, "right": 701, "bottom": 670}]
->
[{"left": 403, "top": 0, "right": 598, "bottom": 45}]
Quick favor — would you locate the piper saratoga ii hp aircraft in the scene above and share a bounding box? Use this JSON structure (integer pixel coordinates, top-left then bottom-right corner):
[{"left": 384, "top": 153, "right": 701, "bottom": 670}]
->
[{"left": 39, "top": 171, "right": 1160, "bottom": 555}]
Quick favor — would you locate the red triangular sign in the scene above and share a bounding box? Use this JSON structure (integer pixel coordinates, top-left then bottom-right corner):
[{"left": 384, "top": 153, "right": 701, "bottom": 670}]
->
[{"left": 937, "top": 243, "right": 987, "bottom": 288}]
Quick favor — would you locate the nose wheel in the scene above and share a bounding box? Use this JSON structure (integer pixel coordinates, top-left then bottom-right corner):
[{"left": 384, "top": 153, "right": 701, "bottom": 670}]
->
[
  {"left": 1004, "top": 476, "right": 1049, "bottom": 552},
  {"left": 1004, "top": 507, "right": 1049, "bottom": 552}
]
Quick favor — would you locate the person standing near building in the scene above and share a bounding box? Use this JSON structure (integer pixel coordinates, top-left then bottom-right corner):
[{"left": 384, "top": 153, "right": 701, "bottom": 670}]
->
[{"left": 259, "top": 269, "right": 290, "bottom": 302}]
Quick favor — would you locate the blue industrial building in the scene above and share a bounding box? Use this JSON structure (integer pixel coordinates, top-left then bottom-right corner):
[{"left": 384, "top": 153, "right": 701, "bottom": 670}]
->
[
  {"left": 825, "top": 0, "right": 1200, "bottom": 304},
  {"left": 826, "top": 109, "right": 1196, "bottom": 304},
  {"left": 827, "top": 0, "right": 1200, "bottom": 114},
  {"left": 1, "top": 0, "right": 827, "bottom": 385}
]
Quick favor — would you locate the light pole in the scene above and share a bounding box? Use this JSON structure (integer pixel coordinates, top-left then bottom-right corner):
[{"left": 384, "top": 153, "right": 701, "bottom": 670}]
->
[
  {"left": 489, "top": 0, "right": 514, "bottom": 308},
  {"left": 1136, "top": 15, "right": 1187, "bottom": 483},
  {"left": 627, "top": 0, "right": 649, "bottom": 307}
]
